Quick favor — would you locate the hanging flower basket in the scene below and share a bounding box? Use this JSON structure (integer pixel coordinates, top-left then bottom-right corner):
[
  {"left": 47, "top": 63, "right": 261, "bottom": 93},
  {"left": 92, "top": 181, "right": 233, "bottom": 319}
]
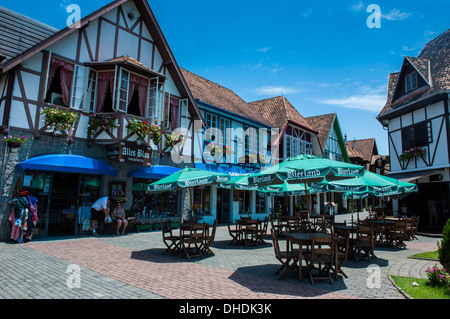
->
[
  {"left": 87, "top": 113, "right": 118, "bottom": 139},
  {"left": 41, "top": 106, "right": 79, "bottom": 133}
]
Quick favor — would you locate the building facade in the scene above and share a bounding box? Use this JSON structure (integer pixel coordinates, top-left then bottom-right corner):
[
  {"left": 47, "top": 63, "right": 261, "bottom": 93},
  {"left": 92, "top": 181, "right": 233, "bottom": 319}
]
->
[
  {"left": 0, "top": 0, "right": 203, "bottom": 240},
  {"left": 377, "top": 29, "right": 450, "bottom": 231}
]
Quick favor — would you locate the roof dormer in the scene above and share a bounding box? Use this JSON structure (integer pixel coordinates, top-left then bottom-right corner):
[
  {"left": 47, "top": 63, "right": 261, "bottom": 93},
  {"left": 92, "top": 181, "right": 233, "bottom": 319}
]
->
[{"left": 391, "top": 56, "right": 431, "bottom": 103}]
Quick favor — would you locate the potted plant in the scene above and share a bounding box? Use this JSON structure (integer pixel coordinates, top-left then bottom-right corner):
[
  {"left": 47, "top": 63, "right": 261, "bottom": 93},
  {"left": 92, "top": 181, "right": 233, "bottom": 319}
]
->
[
  {"left": 41, "top": 106, "right": 80, "bottom": 133},
  {"left": 399, "top": 147, "right": 426, "bottom": 161},
  {"left": 3, "top": 135, "right": 28, "bottom": 148},
  {"left": 87, "top": 113, "right": 118, "bottom": 139},
  {"left": 164, "top": 133, "right": 183, "bottom": 149}
]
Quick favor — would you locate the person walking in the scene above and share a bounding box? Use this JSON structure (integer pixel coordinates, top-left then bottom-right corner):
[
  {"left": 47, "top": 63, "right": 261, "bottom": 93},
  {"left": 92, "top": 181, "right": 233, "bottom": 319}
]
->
[{"left": 90, "top": 196, "right": 111, "bottom": 235}]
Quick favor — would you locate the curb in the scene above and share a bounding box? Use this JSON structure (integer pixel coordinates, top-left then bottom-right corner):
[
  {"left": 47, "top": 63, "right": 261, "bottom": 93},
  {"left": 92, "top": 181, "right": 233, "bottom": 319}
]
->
[{"left": 388, "top": 275, "right": 413, "bottom": 299}]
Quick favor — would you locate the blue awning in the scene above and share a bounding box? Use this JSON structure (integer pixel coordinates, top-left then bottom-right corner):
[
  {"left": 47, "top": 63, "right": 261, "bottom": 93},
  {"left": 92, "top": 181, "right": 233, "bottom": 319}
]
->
[
  {"left": 16, "top": 154, "right": 118, "bottom": 176},
  {"left": 128, "top": 165, "right": 181, "bottom": 179}
]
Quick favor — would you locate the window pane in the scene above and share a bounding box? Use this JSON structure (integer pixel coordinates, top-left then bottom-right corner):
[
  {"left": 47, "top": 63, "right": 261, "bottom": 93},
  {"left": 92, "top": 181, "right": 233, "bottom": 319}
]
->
[{"left": 414, "top": 122, "right": 428, "bottom": 147}]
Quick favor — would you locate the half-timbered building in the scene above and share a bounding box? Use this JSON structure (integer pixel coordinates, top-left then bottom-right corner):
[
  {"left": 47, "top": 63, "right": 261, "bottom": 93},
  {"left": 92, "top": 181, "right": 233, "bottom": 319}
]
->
[
  {"left": 0, "top": 0, "right": 202, "bottom": 239},
  {"left": 377, "top": 29, "right": 450, "bottom": 231}
]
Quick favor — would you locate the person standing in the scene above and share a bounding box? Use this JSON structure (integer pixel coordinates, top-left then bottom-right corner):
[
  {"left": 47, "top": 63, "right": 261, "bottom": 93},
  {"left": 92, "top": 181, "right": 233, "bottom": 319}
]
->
[
  {"left": 428, "top": 197, "right": 438, "bottom": 228},
  {"left": 90, "top": 196, "right": 111, "bottom": 235}
]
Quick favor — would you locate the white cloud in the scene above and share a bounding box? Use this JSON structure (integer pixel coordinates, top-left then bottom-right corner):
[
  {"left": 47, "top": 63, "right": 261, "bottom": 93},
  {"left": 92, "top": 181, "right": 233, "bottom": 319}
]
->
[
  {"left": 320, "top": 93, "right": 386, "bottom": 113},
  {"left": 255, "top": 86, "right": 299, "bottom": 96},
  {"left": 302, "top": 8, "right": 313, "bottom": 18},
  {"left": 381, "top": 9, "right": 412, "bottom": 21},
  {"left": 351, "top": 1, "right": 364, "bottom": 12},
  {"left": 255, "top": 47, "right": 271, "bottom": 53}
]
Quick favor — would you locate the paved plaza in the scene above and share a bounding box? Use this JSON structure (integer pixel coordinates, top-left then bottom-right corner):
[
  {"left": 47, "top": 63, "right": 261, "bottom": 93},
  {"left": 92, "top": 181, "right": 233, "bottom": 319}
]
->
[{"left": 0, "top": 212, "right": 442, "bottom": 302}]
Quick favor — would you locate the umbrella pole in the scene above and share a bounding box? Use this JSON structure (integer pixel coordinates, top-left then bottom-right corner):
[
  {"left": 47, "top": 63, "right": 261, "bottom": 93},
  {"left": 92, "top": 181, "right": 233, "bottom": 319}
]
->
[
  {"left": 304, "top": 181, "right": 311, "bottom": 234},
  {"left": 351, "top": 192, "right": 354, "bottom": 225}
]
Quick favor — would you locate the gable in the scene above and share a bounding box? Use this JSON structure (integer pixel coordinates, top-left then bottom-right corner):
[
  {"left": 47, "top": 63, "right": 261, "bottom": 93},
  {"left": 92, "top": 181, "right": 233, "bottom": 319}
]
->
[{"left": 391, "top": 57, "right": 430, "bottom": 103}]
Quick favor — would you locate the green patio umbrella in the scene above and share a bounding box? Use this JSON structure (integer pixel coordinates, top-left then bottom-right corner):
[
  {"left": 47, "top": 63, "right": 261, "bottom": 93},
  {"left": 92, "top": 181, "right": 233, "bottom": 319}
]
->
[
  {"left": 342, "top": 179, "right": 418, "bottom": 199},
  {"left": 258, "top": 182, "right": 324, "bottom": 197},
  {"left": 248, "top": 154, "right": 365, "bottom": 186},
  {"left": 217, "top": 173, "right": 260, "bottom": 191},
  {"left": 327, "top": 170, "right": 399, "bottom": 194},
  {"left": 148, "top": 167, "right": 231, "bottom": 192},
  {"left": 327, "top": 171, "right": 413, "bottom": 221},
  {"left": 148, "top": 167, "right": 232, "bottom": 221},
  {"left": 248, "top": 154, "right": 364, "bottom": 227}
]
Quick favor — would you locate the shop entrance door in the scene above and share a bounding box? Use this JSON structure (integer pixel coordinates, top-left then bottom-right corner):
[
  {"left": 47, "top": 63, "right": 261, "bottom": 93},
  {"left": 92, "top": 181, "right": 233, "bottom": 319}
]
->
[
  {"left": 217, "top": 188, "right": 230, "bottom": 222},
  {"left": 47, "top": 173, "right": 79, "bottom": 235}
]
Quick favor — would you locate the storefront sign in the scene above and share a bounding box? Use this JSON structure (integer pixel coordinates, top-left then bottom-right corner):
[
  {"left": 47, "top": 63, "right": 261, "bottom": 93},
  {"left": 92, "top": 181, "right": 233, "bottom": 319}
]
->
[{"left": 107, "top": 141, "right": 152, "bottom": 166}]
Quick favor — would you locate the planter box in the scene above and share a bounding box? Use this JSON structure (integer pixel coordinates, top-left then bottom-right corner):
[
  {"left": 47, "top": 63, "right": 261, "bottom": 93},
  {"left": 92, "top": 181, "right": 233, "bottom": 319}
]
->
[
  {"left": 171, "top": 222, "right": 179, "bottom": 229},
  {"left": 136, "top": 224, "right": 153, "bottom": 232},
  {"left": 153, "top": 223, "right": 162, "bottom": 230}
]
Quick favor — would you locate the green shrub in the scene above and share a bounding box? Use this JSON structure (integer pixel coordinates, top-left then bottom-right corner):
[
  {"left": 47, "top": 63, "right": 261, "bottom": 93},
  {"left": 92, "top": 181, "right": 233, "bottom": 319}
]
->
[{"left": 438, "top": 218, "right": 450, "bottom": 273}]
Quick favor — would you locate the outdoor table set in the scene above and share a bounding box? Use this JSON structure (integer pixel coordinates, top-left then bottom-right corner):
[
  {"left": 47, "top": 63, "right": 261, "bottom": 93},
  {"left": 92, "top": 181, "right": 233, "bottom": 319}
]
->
[
  {"left": 161, "top": 219, "right": 218, "bottom": 261},
  {"left": 227, "top": 217, "right": 269, "bottom": 247}
]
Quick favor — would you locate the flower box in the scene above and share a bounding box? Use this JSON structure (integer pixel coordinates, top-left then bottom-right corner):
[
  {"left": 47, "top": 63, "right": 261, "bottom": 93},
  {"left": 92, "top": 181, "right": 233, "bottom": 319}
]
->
[
  {"left": 153, "top": 223, "right": 162, "bottom": 230},
  {"left": 136, "top": 224, "right": 153, "bottom": 232}
]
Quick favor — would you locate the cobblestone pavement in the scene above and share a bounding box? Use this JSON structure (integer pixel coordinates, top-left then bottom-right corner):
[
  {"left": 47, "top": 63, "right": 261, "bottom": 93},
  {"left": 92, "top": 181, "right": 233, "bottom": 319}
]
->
[{"left": 0, "top": 213, "right": 442, "bottom": 300}]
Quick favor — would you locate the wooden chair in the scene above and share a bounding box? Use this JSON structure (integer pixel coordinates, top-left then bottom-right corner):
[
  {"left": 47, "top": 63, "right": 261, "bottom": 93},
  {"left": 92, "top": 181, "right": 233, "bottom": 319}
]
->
[
  {"left": 407, "top": 216, "right": 420, "bottom": 240},
  {"left": 386, "top": 219, "right": 407, "bottom": 249},
  {"left": 203, "top": 219, "right": 218, "bottom": 256},
  {"left": 304, "top": 235, "right": 335, "bottom": 284},
  {"left": 286, "top": 216, "right": 300, "bottom": 232},
  {"left": 270, "top": 213, "right": 281, "bottom": 236},
  {"left": 256, "top": 217, "right": 269, "bottom": 245},
  {"left": 243, "top": 219, "right": 259, "bottom": 246},
  {"left": 334, "top": 231, "right": 350, "bottom": 280},
  {"left": 161, "top": 220, "right": 180, "bottom": 256},
  {"left": 354, "top": 226, "right": 375, "bottom": 262},
  {"left": 180, "top": 223, "right": 206, "bottom": 261},
  {"left": 227, "top": 219, "right": 241, "bottom": 245},
  {"left": 405, "top": 218, "right": 413, "bottom": 240},
  {"left": 277, "top": 216, "right": 289, "bottom": 236},
  {"left": 322, "top": 215, "right": 334, "bottom": 234},
  {"left": 271, "top": 229, "right": 299, "bottom": 280}
]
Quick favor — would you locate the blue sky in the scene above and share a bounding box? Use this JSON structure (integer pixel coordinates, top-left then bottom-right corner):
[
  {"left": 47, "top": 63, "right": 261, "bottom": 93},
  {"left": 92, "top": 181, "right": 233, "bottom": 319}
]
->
[{"left": 3, "top": 0, "right": 449, "bottom": 155}]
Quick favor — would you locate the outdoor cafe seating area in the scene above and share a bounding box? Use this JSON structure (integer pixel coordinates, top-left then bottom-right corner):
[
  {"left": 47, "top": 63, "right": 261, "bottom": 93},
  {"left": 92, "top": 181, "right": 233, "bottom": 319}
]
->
[
  {"left": 260, "top": 212, "right": 421, "bottom": 284},
  {"left": 149, "top": 155, "right": 420, "bottom": 284}
]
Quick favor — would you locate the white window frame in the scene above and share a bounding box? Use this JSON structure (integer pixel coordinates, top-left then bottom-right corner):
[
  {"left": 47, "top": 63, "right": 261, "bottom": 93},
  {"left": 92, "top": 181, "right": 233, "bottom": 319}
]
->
[
  {"left": 114, "top": 67, "right": 130, "bottom": 113},
  {"left": 147, "top": 77, "right": 165, "bottom": 124},
  {"left": 205, "top": 112, "right": 218, "bottom": 142},
  {"left": 178, "top": 99, "right": 189, "bottom": 129},
  {"left": 70, "top": 65, "right": 97, "bottom": 112}
]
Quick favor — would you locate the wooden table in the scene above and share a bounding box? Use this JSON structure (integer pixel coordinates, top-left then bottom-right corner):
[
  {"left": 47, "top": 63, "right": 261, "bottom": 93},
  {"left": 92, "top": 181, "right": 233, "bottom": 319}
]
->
[
  {"left": 236, "top": 219, "right": 261, "bottom": 246},
  {"left": 285, "top": 232, "right": 332, "bottom": 281}
]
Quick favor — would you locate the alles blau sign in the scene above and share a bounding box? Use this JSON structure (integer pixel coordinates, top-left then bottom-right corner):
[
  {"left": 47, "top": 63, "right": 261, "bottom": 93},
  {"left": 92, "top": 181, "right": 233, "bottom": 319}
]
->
[{"left": 107, "top": 141, "right": 152, "bottom": 166}]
